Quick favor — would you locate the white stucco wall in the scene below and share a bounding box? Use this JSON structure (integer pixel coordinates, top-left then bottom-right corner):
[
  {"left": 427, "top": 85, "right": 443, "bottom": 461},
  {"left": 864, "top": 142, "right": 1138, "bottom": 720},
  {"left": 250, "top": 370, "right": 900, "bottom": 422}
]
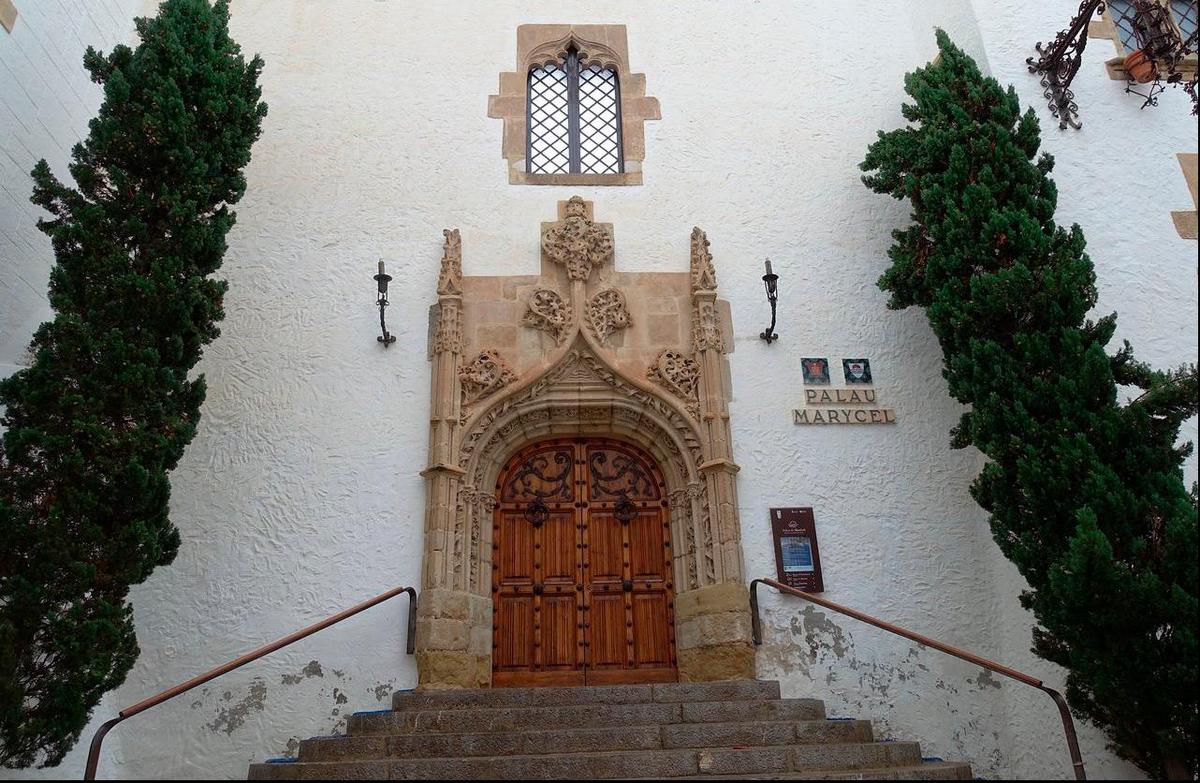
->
[
  {"left": 1, "top": 0, "right": 1195, "bottom": 780},
  {"left": 0, "top": 0, "right": 152, "bottom": 377}
]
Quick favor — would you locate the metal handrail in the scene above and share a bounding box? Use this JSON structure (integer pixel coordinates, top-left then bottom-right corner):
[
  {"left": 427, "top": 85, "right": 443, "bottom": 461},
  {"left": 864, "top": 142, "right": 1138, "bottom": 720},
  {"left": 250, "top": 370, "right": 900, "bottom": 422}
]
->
[
  {"left": 83, "top": 585, "right": 417, "bottom": 780},
  {"left": 749, "top": 578, "right": 1086, "bottom": 781}
]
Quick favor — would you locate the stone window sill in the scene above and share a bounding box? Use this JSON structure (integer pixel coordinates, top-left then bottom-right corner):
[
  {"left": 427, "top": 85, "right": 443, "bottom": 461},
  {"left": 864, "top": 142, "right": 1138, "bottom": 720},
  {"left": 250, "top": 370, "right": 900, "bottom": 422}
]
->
[
  {"left": 514, "top": 172, "right": 643, "bottom": 187},
  {"left": 1105, "top": 55, "right": 1198, "bottom": 81}
]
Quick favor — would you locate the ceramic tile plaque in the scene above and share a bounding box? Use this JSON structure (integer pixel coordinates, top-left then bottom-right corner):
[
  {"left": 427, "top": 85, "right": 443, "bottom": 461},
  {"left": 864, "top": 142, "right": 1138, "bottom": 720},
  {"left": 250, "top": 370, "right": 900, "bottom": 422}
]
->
[
  {"left": 793, "top": 356, "right": 896, "bottom": 425},
  {"left": 770, "top": 507, "right": 824, "bottom": 592}
]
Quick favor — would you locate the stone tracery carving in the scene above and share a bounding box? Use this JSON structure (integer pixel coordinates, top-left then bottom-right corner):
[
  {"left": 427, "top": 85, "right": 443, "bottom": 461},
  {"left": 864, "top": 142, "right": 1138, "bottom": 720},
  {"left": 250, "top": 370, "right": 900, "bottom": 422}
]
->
[
  {"left": 522, "top": 288, "right": 571, "bottom": 343},
  {"left": 541, "top": 196, "right": 614, "bottom": 282},
  {"left": 586, "top": 288, "right": 631, "bottom": 343},
  {"left": 433, "top": 228, "right": 465, "bottom": 354},
  {"left": 668, "top": 482, "right": 706, "bottom": 590},
  {"left": 438, "top": 228, "right": 463, "bottom": 297},
  {"left": 459, "top": 347, "right": 703, "bottom": 473},
  {"left": 459, "top": 349, "right": 517, "bottom": 404},
  {"left": 648, "top": 349, "right": 700, "bottom": 419},
  {"left": 689, "top": 228, "right": 724, "bottom": 354},
  {"left": 691, "top": 300, "right": 724, "bottom": 353},
  {"left": 690, "top": 227, "right": 717, "bottom": 292},
  {"left": 434, "top": 302, "right": 464, "bottom": 355}
]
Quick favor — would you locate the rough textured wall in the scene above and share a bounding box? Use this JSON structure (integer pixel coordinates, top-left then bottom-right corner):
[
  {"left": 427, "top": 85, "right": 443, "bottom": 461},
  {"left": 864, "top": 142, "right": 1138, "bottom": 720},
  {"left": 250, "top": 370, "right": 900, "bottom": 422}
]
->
[
  {"left": 0, "top": 0, "right": 1194, "bottom": 779},
  {"left": 0, "top": 0, "right": 149, "bottom": 377}
]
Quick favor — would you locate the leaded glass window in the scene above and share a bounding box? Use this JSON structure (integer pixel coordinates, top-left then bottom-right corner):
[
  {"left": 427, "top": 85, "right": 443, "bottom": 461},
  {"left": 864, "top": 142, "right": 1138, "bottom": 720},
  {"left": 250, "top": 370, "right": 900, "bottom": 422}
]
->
[
  {"left": 1171, "top": 0, "right": 1198, "bottom": 43},
  {"left": 1109, "top": 0, "right": 1198, "bottom": 53},
  {"left": 527, "top": 47, "right": 623, "bottom": 175},
  {"left": 1109, "top": 0, "right": 1141, "bottom": 52}
]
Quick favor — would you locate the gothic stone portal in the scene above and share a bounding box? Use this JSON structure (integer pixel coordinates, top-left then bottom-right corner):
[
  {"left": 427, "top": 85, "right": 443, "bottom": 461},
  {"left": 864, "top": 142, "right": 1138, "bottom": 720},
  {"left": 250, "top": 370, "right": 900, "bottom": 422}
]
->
[{"left": 416, "top": 197, "right": 755, "bottom": 688}]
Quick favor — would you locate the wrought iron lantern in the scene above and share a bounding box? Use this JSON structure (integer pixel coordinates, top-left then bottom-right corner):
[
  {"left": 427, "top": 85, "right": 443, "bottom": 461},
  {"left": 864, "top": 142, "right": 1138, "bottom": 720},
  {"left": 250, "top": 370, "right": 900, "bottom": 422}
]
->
[
  {"left": 1122, "top": 0, "right": 1196, "bottom": 110},
  {"left": 1028, "top": 0, "right": 1197, "bottom": 128},
  {"left": 373, "top": 260, "right": 396, "bottom": 346},
  {"left": 524, "top": 500, "right": 550, "bottom": 527},
  {"left": 759, "top": 258, "right": 779, "bottom": 344}
]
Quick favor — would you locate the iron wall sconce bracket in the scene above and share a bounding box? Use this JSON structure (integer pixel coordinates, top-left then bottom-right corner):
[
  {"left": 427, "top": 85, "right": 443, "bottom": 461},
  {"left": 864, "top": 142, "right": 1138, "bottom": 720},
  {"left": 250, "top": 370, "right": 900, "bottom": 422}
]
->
[
  {"left": 760, "top": 258, "right": 779, "bottom": 344},
  {"left": 374, "top": 260, "right": 396, "bottom": 347}
]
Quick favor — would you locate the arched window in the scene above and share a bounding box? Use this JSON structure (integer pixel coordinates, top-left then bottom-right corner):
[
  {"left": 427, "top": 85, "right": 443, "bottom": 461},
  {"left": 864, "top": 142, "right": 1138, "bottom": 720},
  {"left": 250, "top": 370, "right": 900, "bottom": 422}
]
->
[{"left": 527, "top": 46, "right": 623, "bottom": 175}]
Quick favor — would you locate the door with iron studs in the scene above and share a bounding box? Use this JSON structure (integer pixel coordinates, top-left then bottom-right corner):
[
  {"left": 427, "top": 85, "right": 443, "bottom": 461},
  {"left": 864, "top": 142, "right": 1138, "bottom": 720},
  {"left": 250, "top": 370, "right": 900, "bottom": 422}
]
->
[{"left": 491, "top": 437, "right": 677, "bottom": 686}]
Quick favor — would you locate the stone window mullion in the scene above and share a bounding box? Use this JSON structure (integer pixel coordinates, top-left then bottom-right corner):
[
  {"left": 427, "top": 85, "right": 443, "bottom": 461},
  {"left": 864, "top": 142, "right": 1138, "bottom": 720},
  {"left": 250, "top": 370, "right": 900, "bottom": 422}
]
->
[{"left": 565, "top": 48, "right": 582, "bottom": 174}]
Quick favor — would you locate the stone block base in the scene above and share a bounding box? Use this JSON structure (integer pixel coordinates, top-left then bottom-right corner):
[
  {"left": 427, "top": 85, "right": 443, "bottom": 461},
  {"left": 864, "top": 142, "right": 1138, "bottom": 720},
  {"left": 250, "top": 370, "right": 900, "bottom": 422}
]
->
[
  {"left": 677, "top": 640, "right": 756, "bottom": 682},
  {"left": 415, "top": 588, "right": 492, "bottom": 689},
  {"left": 674, "top": 581, "right": 757, "bottom": 682},
  {"left": 416, "top": 650, "right": 491, "bottom": 690}
]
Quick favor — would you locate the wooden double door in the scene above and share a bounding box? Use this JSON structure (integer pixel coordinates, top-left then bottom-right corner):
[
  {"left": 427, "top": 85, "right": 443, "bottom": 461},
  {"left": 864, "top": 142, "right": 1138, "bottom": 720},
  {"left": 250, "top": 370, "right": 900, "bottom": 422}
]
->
[{"left": 492, "top": 437, "right": 678, "bottom": 686}]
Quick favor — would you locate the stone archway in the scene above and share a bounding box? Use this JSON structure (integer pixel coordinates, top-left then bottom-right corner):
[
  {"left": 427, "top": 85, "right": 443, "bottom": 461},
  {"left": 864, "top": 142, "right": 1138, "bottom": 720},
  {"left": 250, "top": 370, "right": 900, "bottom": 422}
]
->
[{"left": 415, "top": 198, "right": 754, "bottom": 688}]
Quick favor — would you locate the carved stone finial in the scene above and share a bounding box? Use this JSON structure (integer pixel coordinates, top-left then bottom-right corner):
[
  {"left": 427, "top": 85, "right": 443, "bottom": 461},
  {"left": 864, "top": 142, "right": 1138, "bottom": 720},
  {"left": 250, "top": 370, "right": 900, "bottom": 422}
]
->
[
  {"left": 690, "top": 227, "right": 717, "bottom": 292},
  {"left": 460, "top": 349, "right": 517, "bottom": 404},
  {"left": 542, "top": 196, "right": 614, "bottom": 282},
  {"left": 564, "top": 195, "right": 589, "bottom": 219},
  {"left": 522, "top": 288, "right": 571, "bottom": 343},
  {"left": 586, "top": 288, "right": 631, "bottom": 343},
  {"left": 438, "top": 229, "right": 463, "bottom": 297},
  {"left": 647, "top": 349, "right": 700, "bottom": 419}
]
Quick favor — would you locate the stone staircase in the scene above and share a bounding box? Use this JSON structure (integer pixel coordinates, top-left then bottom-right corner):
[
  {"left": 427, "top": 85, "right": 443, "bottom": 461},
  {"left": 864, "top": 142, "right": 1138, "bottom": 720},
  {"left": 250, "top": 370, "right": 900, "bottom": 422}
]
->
[{"left": 247, "top": 680, "right": 972, "bottom": 780}]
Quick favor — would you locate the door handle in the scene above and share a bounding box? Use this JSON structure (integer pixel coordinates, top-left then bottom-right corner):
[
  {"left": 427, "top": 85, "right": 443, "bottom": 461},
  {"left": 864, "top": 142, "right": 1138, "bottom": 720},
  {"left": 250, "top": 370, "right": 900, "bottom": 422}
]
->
[
  {"left": 622, "top": 579, "right": 633, "bottom": 593},
  {"left": 533, "top": 582, "right": 544, "bottom": 595}
]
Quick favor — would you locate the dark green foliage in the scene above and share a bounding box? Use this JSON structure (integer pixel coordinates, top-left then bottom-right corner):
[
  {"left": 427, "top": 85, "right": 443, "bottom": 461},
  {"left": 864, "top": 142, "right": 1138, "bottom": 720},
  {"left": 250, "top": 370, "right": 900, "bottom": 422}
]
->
[
  {"left": 0, "top": 0, "right": 265, "bottom": 767},
  {"left": 861, "top": 31, "right": 1197, "bottom": 779}
]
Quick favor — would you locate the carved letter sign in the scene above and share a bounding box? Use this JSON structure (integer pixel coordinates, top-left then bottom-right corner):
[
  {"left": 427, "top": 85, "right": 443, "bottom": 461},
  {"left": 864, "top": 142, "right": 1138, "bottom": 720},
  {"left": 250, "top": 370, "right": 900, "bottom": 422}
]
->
[
  {"left": 793, "top": 357, "right": 895, "bottom": 425},
  {"left": 770, "top": 507, "right": 824, "bottom": 593}
]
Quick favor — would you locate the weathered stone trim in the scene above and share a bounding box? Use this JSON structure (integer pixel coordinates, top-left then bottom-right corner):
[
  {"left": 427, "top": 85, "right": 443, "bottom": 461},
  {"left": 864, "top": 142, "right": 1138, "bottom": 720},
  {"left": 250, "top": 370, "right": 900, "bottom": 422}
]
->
[
  {"left": 487, "top": 24, "right": 661, "bottom": 185},
  {"left": 1173, "top": 152, "right": 1198, "bottom": 240},
  {"left": 0, "top": 0, "right": 17, "bottom": 34}
]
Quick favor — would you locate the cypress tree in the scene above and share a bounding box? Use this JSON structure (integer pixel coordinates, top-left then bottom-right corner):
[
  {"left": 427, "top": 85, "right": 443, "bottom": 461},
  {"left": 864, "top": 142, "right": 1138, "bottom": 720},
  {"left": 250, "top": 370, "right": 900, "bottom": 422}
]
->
[
  {"left": 861, "top": 31, "right": 1197, "bottom": 779},
  {"left": 0, "top": 0, "right": 265, "bottom": 767}
]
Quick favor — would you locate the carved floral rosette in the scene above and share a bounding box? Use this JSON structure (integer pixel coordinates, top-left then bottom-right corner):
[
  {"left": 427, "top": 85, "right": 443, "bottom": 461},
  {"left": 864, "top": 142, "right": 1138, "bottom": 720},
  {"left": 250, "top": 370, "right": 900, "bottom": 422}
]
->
[
  {"left": 522, "top": 288, "right": 571, "bottom": 343},
  {"left": 586, "top": 288, "right": 631, "bottom": 343},
  {"left": 459, "top": 349, "right": 517, "bottom": 404},
  {"left": 541, "top": 196, "right": 614, "bottom": 282},
  {"left": 648, "top": 349, "right": 700, "bottom": 419}
]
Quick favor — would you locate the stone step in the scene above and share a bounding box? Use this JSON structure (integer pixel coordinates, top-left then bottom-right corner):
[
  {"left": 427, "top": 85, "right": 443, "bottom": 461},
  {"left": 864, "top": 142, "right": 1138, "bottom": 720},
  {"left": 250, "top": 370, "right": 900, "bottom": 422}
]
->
[
  {"left": 347, "top": 697, "right": 827, "bottom": 736},
  {"left": 685, "top": 760, "right": 975, "bottom": 780},
  {"left": 391, "top": 679, "right": 781, "bottom": 711},
  {"left": 248, "top": 742, "right": 924, "bottom": 780},
  {"left": 300, "top": 719, "right": 874, "bottom": 761}
]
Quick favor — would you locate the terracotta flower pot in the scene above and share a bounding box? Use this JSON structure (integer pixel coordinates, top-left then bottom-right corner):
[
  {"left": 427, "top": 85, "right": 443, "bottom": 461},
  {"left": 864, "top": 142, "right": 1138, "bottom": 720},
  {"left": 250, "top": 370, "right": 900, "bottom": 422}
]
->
[{"left": 1124, "top": 49, "right": 1157, "bottom": 84}]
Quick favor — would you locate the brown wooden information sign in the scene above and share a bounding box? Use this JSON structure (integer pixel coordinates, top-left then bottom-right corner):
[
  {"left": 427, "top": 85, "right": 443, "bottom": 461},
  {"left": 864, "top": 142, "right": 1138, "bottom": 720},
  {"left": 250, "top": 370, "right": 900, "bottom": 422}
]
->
[{"left": 770, "top": 507, "right": 824, "bottom": 592}]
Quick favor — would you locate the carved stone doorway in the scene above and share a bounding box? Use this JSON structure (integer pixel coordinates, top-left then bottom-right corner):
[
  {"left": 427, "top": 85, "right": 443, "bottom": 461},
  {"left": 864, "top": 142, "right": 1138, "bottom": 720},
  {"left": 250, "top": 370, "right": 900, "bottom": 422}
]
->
[
  {"left": 415, "top": 197, "right": 755, "bottom": 689},
  {"left": 493, "top": 437, "right": 677, "bottom": 687}
]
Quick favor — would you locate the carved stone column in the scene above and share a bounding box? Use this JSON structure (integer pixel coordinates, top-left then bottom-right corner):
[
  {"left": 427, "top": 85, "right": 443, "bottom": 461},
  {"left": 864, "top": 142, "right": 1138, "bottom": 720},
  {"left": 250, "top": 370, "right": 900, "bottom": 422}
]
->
[
  {"left": 673, "top": 227, "right": 755, "bottom": 683},
  {"left": 417, "top": 229, "right": 489, "bottom": 689}
]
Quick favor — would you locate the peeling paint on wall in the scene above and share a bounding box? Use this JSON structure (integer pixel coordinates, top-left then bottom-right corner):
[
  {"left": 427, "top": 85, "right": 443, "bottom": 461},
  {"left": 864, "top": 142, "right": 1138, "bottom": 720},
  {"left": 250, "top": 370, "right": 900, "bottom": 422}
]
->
[
  {"left": 205, "top": 678, "right": 267, "bottom": 735},
  {"left": 280, "top": 660, "right": 324, "bottom": 685}
]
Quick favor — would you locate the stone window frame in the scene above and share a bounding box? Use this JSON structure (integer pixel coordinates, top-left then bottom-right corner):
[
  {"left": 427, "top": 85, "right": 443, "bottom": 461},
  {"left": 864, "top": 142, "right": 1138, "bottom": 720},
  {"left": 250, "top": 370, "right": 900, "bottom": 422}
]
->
[
  {"left": 1, "top": 0, "right": 18, "bottom": 34},
  {"left": 1090, "top": 0, "right": 1198, "bottom": 81},
  {"left": 488, "top": 25, "right": 660, "bottom": 186},
  {"left": 1173, "top": 152, "right": 1198, "bottom": 239}
]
